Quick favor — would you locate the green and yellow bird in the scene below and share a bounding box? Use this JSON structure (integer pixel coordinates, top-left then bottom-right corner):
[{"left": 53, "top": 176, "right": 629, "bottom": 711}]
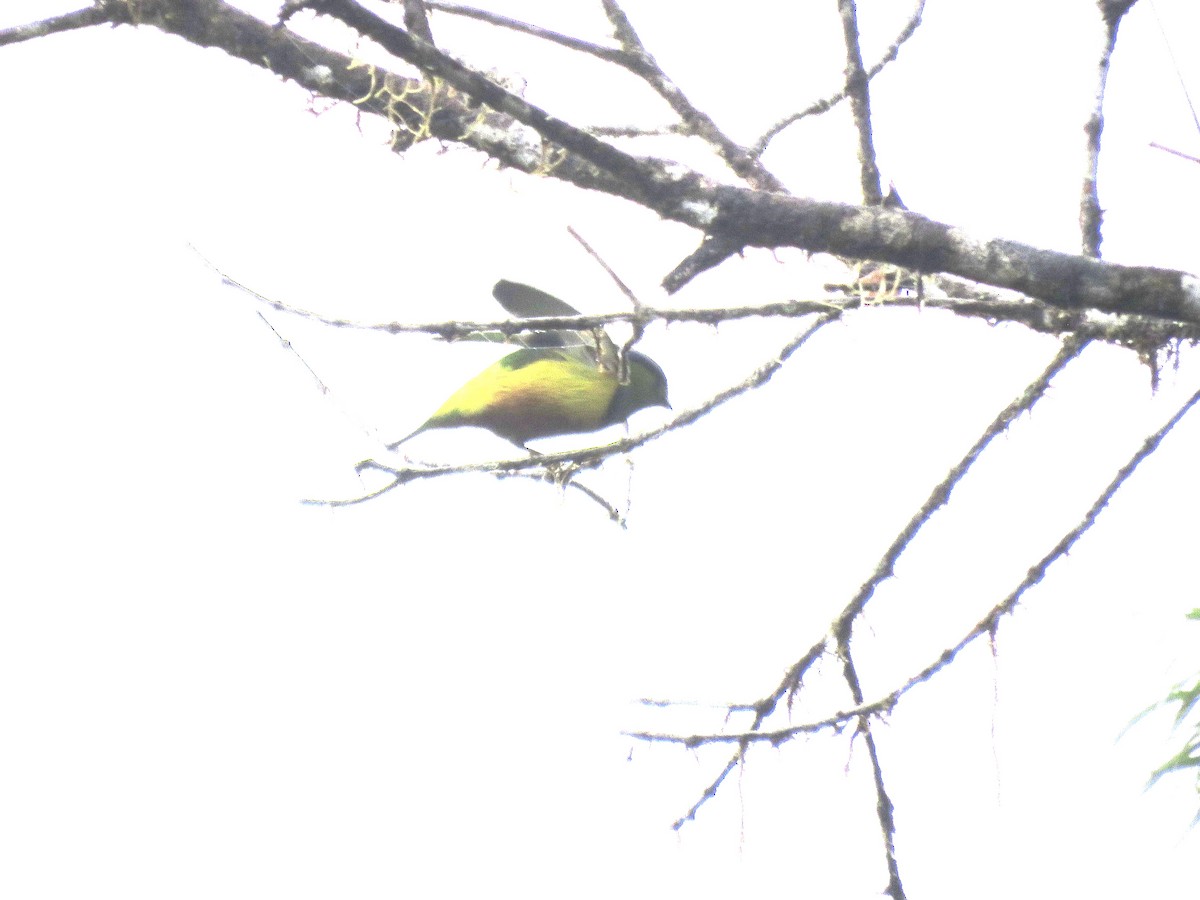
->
[{"left": 388, "top": 280, "right": 670, "bottom": 451}]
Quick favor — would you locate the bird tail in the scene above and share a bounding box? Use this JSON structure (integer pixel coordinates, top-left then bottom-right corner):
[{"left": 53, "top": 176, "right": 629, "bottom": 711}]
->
[{"left": 385, "top": 423, "right": 427, "bottom": 451}]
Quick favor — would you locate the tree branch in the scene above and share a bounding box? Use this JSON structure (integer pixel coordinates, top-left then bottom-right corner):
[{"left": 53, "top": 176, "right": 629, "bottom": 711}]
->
[
  {"left": 598, "top": 0, "right": 787, "bottom": 191},
  {"left": 0, "top": 3, "right": 108, "bottom": 46},
  {"left": 666, "top": 337, "right": 1085, "bottom": 827},
  {"left": 836, "top": 0, "right": 883, "bottom": 205},
  {"left": 699, "top": 190, "right": 1200, "bottom": 326},
  {"left": 641, "top": 365, "right": 1200, "bottom": 841},
  {"left": 632, "top": 356, "right": 1200, "bottom": 754},
  {"left": 400, "top": 0, "right": 435, "bottom": 43},
  {"left": 751, "top": 0, "right": 926, "bottom": 158},
  {"left": 838, "top": 640, "right": 905, "bottom": 900},
  {"left": 10, "top": 0, "right": 1187, "bottom": 329},
  {"left": 1081, "top": 0, "right": 1138, "bottom": 256},
  {"left": 424, "top": 0, "right": 626, "bottom": 63},
  {"left": 283, "top": 0, "right": 678, "bottom": 198}
]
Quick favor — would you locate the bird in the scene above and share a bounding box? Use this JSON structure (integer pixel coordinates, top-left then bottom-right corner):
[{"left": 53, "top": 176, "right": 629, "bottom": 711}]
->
[{"left": 387, "top": 280, "right": 670, "bottom": 451}]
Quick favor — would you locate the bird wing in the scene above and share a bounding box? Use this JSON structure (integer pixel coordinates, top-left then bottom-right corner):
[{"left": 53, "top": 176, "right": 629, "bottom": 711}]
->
[
  {"left": 489, "top": 280, "right": 619, "bottom": 373},
  {"left": 491, "top": 280, "right": 584, "bottom": 320}
]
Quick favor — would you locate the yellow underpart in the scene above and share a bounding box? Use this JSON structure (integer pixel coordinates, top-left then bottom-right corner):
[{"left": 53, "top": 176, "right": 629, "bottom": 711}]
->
[{"left": 427, "top": 353, "right": 618, "bottom": 444}]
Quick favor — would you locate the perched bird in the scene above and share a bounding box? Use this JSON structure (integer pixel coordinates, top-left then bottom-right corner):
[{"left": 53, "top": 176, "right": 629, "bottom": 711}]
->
[{"left": 387, "top": 280, "right": 670, "bottom": 451}]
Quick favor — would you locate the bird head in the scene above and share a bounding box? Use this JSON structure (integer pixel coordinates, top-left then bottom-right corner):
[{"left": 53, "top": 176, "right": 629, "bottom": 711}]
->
[{"left": 608, "top": 351, "right": 670, "bottom": 425}]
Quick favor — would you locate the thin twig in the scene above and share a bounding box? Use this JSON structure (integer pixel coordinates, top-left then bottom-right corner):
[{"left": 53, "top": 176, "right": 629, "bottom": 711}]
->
[
  {"left": 197, "top": 243, "right": 842, "bottom": 334},
  {"left": 838, "top": 642, "right": 905, "bottom": 900},
  {"left": 751, "top": 0, "right": 926, "bottom": 158},
  {"left": 668, "top": 336, "right": 1088, "bottom": 828},
  {"left": 589, "top": 123, "right": 687, "bottom": 138},
  {"left": 566, "top": 226, "right": 643, "bottom": 313},
  {"left": 494, "top": 470, "right": 629, "bottom": 526},
  {"left": 566, "top": 225, "right": 647, "bottom": 382},
  {"left": 598, "top": 0, "right": 786, "bottom": 191},
  {"left": 197, "top": 246, "right": 1188, "bottom": 362},
  {"left": 424, "top": 0, "right": 625, "bottom": 63},
  {"left": 424, "top": 0, "right": 786, "bottom": 189},
  {"left": 254, "top": 312, "right": 332, "bottom": 397},
  {"left": 1149, "top": 142, "right": 1200, "bottom": 165},
  {"left": 1148, "top": 0, "right": 1200, "bottom": 137},
  {"left": 788, "top": 337, "right": 1085, "bottom": 706},
  {"left": 634, "top": 378, "right": 1200, "bottom": 760}
]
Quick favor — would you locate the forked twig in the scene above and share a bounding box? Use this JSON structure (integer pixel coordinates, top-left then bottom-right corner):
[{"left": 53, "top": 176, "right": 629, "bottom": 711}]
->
[{"left": 664, "top": 336, "right": 1088, "bottom": 829}]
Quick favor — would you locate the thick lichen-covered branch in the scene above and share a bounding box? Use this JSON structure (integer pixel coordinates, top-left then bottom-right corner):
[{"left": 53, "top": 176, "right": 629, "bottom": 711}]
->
[{"left": 9, "top": 0, "right": 1199, "bottom": 331}]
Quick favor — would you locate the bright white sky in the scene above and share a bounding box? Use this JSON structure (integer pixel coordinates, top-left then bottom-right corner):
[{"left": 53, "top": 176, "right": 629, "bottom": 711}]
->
[{"left": 3, "top": 1, "right": 1200, "bottom": 897}]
